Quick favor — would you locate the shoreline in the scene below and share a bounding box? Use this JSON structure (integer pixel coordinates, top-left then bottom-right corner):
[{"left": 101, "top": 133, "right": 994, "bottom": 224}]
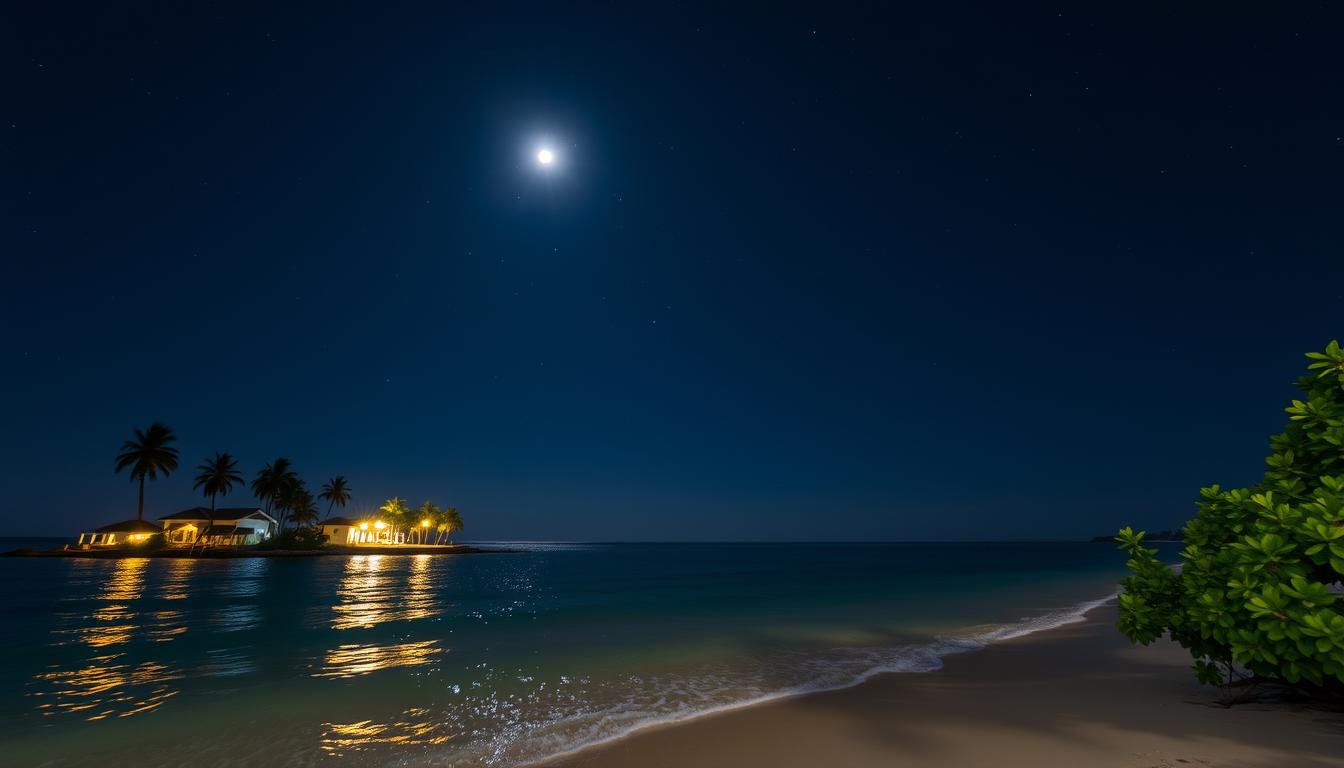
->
[
  {"left": 521, "top": 594, "right": 1118, "bottom": 768},
  {"left": 2, "top": 543, "right": 507, "bottom": 558},
  {"left": 543, "top": 600, "right": 1344, "bottom": 768}
]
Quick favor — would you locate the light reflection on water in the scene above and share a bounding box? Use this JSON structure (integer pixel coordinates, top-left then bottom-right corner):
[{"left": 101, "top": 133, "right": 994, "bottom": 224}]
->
[
  {"left": 31, "top": 655, "right": 183, "bottom": 720},
  {"left": 26, "top": 554, "right": 461, "bottom": 732},
  {"left": 98, "top": 557, "right": 149, "bottom": 602},
  {"left": 211, "top": 604, "right": 261, "bottom": 633},
  {"left": 314, "top": 639, "right": 443, "bottom": 679},
  {"left": 316, "top": 555, "right": 448, "bottom": 679},
  {"left": 201, "top": 647, "right": 256, "bottom": 677},
  {"left": 157, "top": 558, "right": 195, "bottom": 600},
  {"left": 330, "top": 554, "right": 442, "bottom": 630},
  {"left": 220, "top": 558, "right": 265, "bottom": 598},
  {"left": 321, "top": 707, "right": 453, "bottom": 756},
  {"left": 4, "top": 543, "right": 1142, "bottom": 768},
  {"left": 29, "top": 558, "right": 191, "bottom": 721},
  {"left": 148, "top": 610, "right": 188, "bottom": 641},
  {"left": 58, "top": 558, "right": 151, "bottom": 649}
]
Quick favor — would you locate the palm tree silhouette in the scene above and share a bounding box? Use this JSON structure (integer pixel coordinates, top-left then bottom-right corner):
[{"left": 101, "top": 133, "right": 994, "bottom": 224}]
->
[
  {"left": 251, "top": 457, "right": 297, "bottom": 524},
  {"left": 439, "top": 507, "right": 464, "bottom": 544},
  {"left": 319, "top": 476, "right": 352, "bottom": 523},
  {"left": 290, "top": 491, "right": 320, "bottom": 530},
  {"left": 193, "top": 452, "right": 243, "bottom": 546},
  {"left": 114, "top": 423, "right": 180, "bottom": 521},
  {"left": 274, "top": 475, "right": 309, "bottom": 530},
  {"left": 282, "top": 481, "right": 318, "bottom": 530}
]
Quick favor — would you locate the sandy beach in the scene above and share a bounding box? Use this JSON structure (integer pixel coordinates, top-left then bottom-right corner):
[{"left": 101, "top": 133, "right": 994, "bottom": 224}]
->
[{"left": 549, "top": 602, "right": 1344, "bottom": 768}]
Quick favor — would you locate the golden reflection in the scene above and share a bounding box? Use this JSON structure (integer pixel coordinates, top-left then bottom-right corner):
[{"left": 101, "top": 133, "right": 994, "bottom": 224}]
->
[
  {"left": 157, "top": 558, "right": 198, "bottom": 600},
  {"left": 30, "top": 655, "right": 182, "bottom": 721},
  {"left": 57, "top": 558, "right": 152, "bottom": 649},
  {"left": 35, "top": 557, "right": 188, "bottom": 722},
  {"left": 101, "top": 557, "right": 149, "bottom": 602},
  {"left": 330, "top": 555, "right": 442, "bottom": 630},
  {"left": 313, "top": 640, "right": 442, "bottom": 679},
  {"left": 404, "top": 554, "right": 436, "bottom": 621},
  {"left": 148, "top": 610, "right": 188, "bottom": 641},
  {"left": 331, "top": 555, "right": 388, "bottom": 630},
  {"left": 320, "top": 708, "right": 452, "bottom": 756},
  {"left": 80, "top": 608, "right": 136, "bottom": 648}
]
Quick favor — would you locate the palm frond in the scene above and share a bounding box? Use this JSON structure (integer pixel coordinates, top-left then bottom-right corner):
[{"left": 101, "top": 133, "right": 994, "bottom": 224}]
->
[{"left": 113, "top": 422, "right": 179, "bottom": 479}]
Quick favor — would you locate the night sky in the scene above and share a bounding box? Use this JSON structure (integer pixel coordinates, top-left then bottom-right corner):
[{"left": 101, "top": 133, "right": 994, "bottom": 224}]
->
[{"left": 5, "top": 3, "right": 1343, "bottom": 540}]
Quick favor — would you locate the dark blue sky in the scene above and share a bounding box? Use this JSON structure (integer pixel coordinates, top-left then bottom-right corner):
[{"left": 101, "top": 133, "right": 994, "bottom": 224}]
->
[{"left": 5, "top": 3, "right": 1342, "bottom": 539}]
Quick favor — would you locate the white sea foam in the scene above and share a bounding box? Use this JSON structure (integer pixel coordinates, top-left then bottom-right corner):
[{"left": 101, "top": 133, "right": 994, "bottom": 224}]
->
[
  {"left": 400, "top": 592, "right": 1118, "bottom": 768},
  {"left": 967, "top": 592, "right": 1117, "bottom": 643}
]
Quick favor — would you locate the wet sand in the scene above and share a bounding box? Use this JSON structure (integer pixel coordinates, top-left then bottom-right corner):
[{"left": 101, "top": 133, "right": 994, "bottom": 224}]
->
[{"left": 549, "top": 603, "right": 1344, "bottom": 768}]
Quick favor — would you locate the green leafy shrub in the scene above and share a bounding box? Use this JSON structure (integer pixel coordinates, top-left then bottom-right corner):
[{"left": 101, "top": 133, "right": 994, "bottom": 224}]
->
[
  {"left": 1118, "top": 341, "right": 1344, "bottom": 692},
  {"left": 256, "top": 527, "right": 329, "bottom": 550}
]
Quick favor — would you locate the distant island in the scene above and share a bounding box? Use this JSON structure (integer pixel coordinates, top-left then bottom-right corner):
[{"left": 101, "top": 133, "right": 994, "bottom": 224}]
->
[{"left": 9, "top": 422, "right": 495, "bottom": 558}]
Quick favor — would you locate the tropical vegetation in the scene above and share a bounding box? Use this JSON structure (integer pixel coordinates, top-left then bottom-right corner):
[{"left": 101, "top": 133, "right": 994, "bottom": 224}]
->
[
  {"left": 114, "top": 423, "right": 180, "bottom": 520},
  {"left": 277, "top": 477, "right": 319, "bottom": 530},
  {"left": 412, "top": 501, "right": 465, "bottom": 544},
  {"left": 251, "top": 457, "right": 298, "bottom": 524},
  {"left": 109, "top": 425, "right": 466, "bottom": 550},
  {"left": 320, "top": 476, "right": 352, "bottom": 521},
  {"left": 192, "top": 451, "right": 243, "bottom": 545},
  {"left": 435, "top": 506, "right": 465, "bottom": 544},
  {"left": 257, "top": 527, "right": 328, "bottom": 550},
  {"left": 347, "top": 497, "right": 466, "bottom": 545},
  {"left": 1117, "top": 341, "right": 1344, "bottom": 696}
]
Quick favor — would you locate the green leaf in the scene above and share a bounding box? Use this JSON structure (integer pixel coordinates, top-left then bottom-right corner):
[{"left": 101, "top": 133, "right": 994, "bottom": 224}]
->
[{"left": 1115, "top": 342, "right": 1344, "bottom": 690}]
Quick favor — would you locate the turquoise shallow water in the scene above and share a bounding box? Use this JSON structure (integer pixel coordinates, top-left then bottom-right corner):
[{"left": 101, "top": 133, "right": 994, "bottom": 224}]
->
[{"left": 0, "top": 541, "right": 1165, "bottom": 767}]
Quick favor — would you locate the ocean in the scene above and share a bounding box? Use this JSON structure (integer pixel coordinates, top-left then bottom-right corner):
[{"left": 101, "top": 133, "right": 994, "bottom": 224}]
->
[{"left": 0, "top": 540, "right": 1168, "bottom": 767}]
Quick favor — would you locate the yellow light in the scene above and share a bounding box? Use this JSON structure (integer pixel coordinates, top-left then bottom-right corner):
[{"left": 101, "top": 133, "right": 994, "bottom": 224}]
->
[
  {"left": 420, "top": 519, "right": 430, "bottom": 527},
  {"left": 359, "top": 522, "right": 368, "bottom": 531},
  {"left": 373, "top": 520, "right": 386, "bottom": 530},
  {"left": 184, "top": 524, "right": 196, "bottom": 530}
]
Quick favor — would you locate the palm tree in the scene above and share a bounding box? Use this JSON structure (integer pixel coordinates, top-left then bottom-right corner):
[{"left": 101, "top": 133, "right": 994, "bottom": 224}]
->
[
  {"left": 289, "top": 488, "right": 320, "bottom": 530},
  {"left": 114, "top": 423, "right": 180, "bottom": 521},
  {"left": 252, "top": 457, "right": 297, "bottom": 523},
  {"left": 319, "top": 476, "right": 352, "bottom": 522},
  {"left": 379, "top": 497, "right": 410, "bottom": 543},
  {"left": 415, "top": 501, "right": 440, "bottom": 544},
  {"left": 192, "top": 452, "right": 243, "bottom": 546},
  {"left": 437, "top": 507, "right": 464, "bottom": 545},
  {"left": 274, "top": 475, "right": 307, "bottom": 530}
]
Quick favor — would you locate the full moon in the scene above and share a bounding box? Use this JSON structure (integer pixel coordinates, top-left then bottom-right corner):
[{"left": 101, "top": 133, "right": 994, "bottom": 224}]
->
[{"left": 536, "top": 148, "right": 555, "bottom": 165}]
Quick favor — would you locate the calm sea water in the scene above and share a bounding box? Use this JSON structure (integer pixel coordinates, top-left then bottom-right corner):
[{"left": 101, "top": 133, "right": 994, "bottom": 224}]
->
[{"left": 0, "top": 541, "right": 1159, "bottom": 767}]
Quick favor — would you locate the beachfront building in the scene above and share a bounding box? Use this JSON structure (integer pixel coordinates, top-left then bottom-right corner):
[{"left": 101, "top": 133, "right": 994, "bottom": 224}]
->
[
  {"left": 159, "top": 507, "right": 278, "bottom": 546},
  {"left": 75, "top": 519, "right": 162, "bottom": 547},
  {"left": 321, "top": 517, "right": 414, "bottom": 545},
  {"left": 351, "top": 518, "right": 405, "bottom": 545},
  {"left": 320, "top": 517, "right": 359, "bottom": 545}
]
